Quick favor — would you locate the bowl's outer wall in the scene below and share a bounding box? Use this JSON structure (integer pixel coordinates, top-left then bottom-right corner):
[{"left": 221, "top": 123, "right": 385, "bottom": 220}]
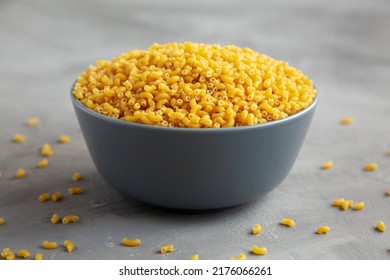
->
[{"left": 72, "top": 97, "right": 317, "bottom": 210}]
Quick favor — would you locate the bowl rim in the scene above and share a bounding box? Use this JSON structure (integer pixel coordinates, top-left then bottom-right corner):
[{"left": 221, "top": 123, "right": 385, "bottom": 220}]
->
[{"left": 71, "top": 82, "right": 318, "bottom": 133}]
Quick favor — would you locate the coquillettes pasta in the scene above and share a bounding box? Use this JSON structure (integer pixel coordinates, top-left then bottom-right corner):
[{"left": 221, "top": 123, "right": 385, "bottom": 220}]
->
[{"left": 73, "top": 42, "right": 316, "bottom": 128}]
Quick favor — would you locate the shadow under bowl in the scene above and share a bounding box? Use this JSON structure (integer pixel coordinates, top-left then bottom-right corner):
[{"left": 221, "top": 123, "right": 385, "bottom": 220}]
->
[{"left": 71, "top": 88, "right": 317, "bottom": 211}]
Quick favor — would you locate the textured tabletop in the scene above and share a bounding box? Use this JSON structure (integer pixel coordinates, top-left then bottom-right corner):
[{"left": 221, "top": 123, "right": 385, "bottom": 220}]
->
[{"left": 0, "top": 0, "right": 390, "bottom": 260}]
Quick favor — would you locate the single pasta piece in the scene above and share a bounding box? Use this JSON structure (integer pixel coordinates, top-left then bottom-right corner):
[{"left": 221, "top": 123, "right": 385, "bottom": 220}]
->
[
  {"left": 62, "top": 215, "right": 79, "bottom": 224},
  {"left": 50, "top": 213, "right": 61, "bottom": 224},
  {"left": 386, "top": 188, "right": 390, "bottom": 196},
  {"left": 64, "top": 240, "right": 75, "bottom": 252},
  {"left": 42, "top": 240, "right": 57, "bottom": 250},
  {"left": 15, "top": 168, "right": 26, "bottom": 178},
  {"left": 37, "top": 159, "right": 49, "bottom": 168},
  {"left": 13, "top": 133, "right": 25, "bottom": 143},
  {"left": 251, "top": 246, "right": 267, "bottom": 255},
  {"left": 72, "top": 172, "right": 82, "bottom": 182},
  {"left": 38, "top": 192, "right": 50, "bottom": 202},
  {"left": 353, "top": 202, "right": 365, "bottom": 211},
  {"left": 160, "top": 244, "right": 174, "bottom": 254},
  {"left": 6, "top": 251, "right": 15, "bottom": 260},
  {"left": 387, "top": 149, "right": 390, "bottom": 156},
  {"left": 190, "top": 254, "right": 199, "bottom": 260},
  {"left": 0, "top": 217, "right": 4, "bottom": 225},
  {"left": 230, "top": 253, "right": 246, "bottom": 260},
  {"left": 1, "top": 248, "right": 11, "bottom": 258},
  {"left": 340, "top": 117, "right": 353, "bottom": 125},
  {"left": 27, "top": 117, "right": 39, "bottom": 126},
  {"left": 252, "top": 224, "right": 262, "bottom": 235},
  {"left": 16, "top": 249, "right": 31, "bottom": 259},
  {"left": 41, "top": 143, "right": 54, "bottom": 157},
  {"left": 316, "top": 226, "right": 330, "bottom": 234},
  {"left": 332, "top": 198, "right": 345, "bottom": 207},
  {"left": 35, "top": 253, "right": 43, "bottom": 260},
  {"left": 321, "top": 161, "right": 333, "bottom": 170},
  {"left": 281, "top": 218, "right": 295, "bottom": 227},
  {"left": 364, "top": 163, "right": 378, "bottom": 172},
  {"left": 58, "top": 134, "right": 71, "bottom": 144},
  {"left": 376, "top": 221, "right": 386, "bottom": 232},
  {"left": 341, "top": 200, "right": 353, "bottom": 211},
  {"left": 51, "top": 192, "right": 62, "bottom": 202},
  {"left": 122, "top": 238, "right": 142, "bottom": 247},
  {"left": 68, "top": 187, "right": 84, "bottom": 195}
]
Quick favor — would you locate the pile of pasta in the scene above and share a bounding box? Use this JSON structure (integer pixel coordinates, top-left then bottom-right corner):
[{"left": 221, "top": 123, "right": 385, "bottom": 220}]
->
[{"left": 73, "top": 42, "right": 316, "bottom": 128}]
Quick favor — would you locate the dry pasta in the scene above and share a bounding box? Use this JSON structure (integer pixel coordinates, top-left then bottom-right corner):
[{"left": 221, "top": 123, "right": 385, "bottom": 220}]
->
[
  {"left": 35, "top": 253, "right": 43, "bottom": 260},
  {"left": 42, "top": 240, "right": 57, "bottom": 250},
  {"left": 230, "top": 253, "right": 246, "bottom": 260},
  {"left": 50, "top": 213, "right": 61, "bottom": 224},
  {"left": 51, "top": 192, "right": 62, "bottom": 202},
  {"left": 64, "top": 240, "right": 75, "bottom": 252},
  {"left": 38, "top": 192, "right": 50, "bottom": 202},
  {"left": 340, "top": 117, "right": 353, "bottom": 125},
  {"left": 353, "top": 202, "right": 365, "bottom": 211},
  {"left": 252, "top": 224, "right": 262, "bottom": 235},
  {"left": 332, "top": 198, "right": 345, "bottom": 207},
  {"left": 122, "top": 238, "right": 141, "bottom": 247},
  {"left": 62, "top": 215, "right": 79, "bottom": 224},
  {"left": 316, "top": 226, "right": 330, "bottom": 234},
  {"left": 341, "top": 200, "right": 353, "bottom": 211},
  {"left": 15, "top": 168, "right": 26, "bottom": 178},
  {"left": 364, "top": 163, "right": 378, "bottom": 172},
  {"left": 59, "top": 134, "right": 71, "bottom": 144},
  {"left": 13, "top": 134, "right": 25, "bottom": 143},
  {"left": 37, "top": 159, "right": 49, "bottom": 168},
  {"left": 1, "top": 248, "right": 11, "bottom": 258},
  {"left": 5, "top": 251, "right": 15, "bottom": 260},
  {"left": 72, "top": 172, "right": 82, "bottom": 182},
  {"left": 376, "top": 221, "right": 386, "bottom": 232},
  {"left": 386, "top": 188, "right": 390, "bottom": 196},
  {"left": 190, "top": 254, "right": 199, "bottom": 260},
  {"left": 16, "top": 249, "right": 31, "bottom": 259},
  {"left": 251, "top": 246, "right": 267, "bottom": 255},
  {"left": 41, "top": 143, "right": 54, "bottom": 157},
  {"left": 281, "top": 218, "right": 295, "bottom": 227},
  {"left": 27, "top": 117, "right": 39, "bottom": 126},
  {"left": 0, "top": 217, "right": 4, "bottom": 225},
  {"left": 321, "top": 161, "right": 333, "bottom": 170},
  {"left": 73, "top": 42, "right": 316, "bottom": 128},
  {"left": 68, "top": 187, "right": 84, "bottom": 195},
  {"left": 160, "top": 244, "right": 174, "bottom": 254}
]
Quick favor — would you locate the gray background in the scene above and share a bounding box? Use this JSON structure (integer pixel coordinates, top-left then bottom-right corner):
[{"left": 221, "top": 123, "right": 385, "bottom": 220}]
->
[{"left": 0, "top": 0, "right": 389, "bottom": 260}]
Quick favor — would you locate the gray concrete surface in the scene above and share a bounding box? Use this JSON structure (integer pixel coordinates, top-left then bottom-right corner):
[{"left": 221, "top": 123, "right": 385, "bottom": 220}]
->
[{"left": 0, "top": 0, "right": 390, "bottom": 260}]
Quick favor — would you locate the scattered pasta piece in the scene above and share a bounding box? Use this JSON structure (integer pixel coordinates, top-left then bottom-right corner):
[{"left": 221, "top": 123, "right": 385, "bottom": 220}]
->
[
  {"left": 27, "top": 117, "right": 39, "bottom": 126},
  {"left": 62, "top": 215, "right": 79, "bottom": 224},
  {"left": 364, "top": 163, "right": 378, "bottom": 172},
  {"left": 6, "top": 251, "right": 15, "bottom": 260},
  {"left": 376, "top": 221, "right": 386, "bottom": 232},
  {"left": 37, "top": 159, "right": 49, "bottom": 168},
  {"left": 13, "top": 134, "right": 25, "bottom": 143},
  {"left": 386, "top": 188, "right": 390, "bottom": 197},
  {"left": 16, "top": 249, "right": 31, "bottom": 259},
  {"left": 50, "top": 213, "right": 61, "bottom": 224},
  {"left": 281, "top": 218, "right": 295, "bottom": 228},
  {"left": 68, "top": 187, "right": 84, "bottom": 195},
  {"left": 0, "top": 217, "right": 4, "bottom": 225},
  {"left": 332, "top": 198, "right": 345, "bottom": 207},
  {"left": 1, "top": 248, "right": 11, "bottom": 259},
  {"left": 341, "top": 200, "right": 353, "bottom": 211},
  {"left": 41, "top": 143, "right": 54, "bottom": 157},
  {"left": 316, "top": 226, "right": 330, "bottom": 234},
  {"left": 122, "top": 238, "right": 142, "bottom": 247},
  {"left": 64, "top": 240, "right": 75, "bottom": 252},
  {"left": 190, "top": 254, "right": 199, "bottom": 260},
  {"left": 35, "top": 253, "right": 43, "bottom": 260},
  {"left": 340, "top": 117, "right": 353, "bottom": 125},
  {"left": 15, "top": 168, "right": 26, "bottom": 178},
  {"left": 42, "top": 241, "right": 57, "bottom": 250},
  {"left": 38, "top": 193, "right": 50, "bottom": 202},
  {"left": 353, "top": 202, "right": 365, "bottom": 211},
  {"left": 251, "top": 246, "right": 267, "bottom": 255},
  {"left": 252, "top": 224, "right": 262, "bottom": 235},
  {"left": 387, "top": 149, "right": 390, "bottom": 156},
  {"left": 160, "top": 244, "right": 174, "bottom": 254},
  {"left": 321, "top": 161, "right": 333, "bottom": 170},
  {"left": 72, "top": 172, "right": 82, "bottom": 182},
  {"left": 59, "top": 134, "right": 71, "bottom": 144},
  {"left": 51, "top": 192, "right": 62, "bottom": 202},
  {"left": 230, "top": 253, "right": 246, "bottom": 260}
]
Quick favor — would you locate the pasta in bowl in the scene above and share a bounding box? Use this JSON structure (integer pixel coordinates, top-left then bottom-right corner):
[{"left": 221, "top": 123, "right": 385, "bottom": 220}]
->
[{"left": 71, "top": 42, "right": 317, "bottom": 210}]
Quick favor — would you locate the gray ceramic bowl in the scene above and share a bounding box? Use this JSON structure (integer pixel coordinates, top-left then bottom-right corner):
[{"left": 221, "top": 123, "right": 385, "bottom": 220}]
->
[{"left": 71, "top": 88, "right": 317, "bottom": 210}]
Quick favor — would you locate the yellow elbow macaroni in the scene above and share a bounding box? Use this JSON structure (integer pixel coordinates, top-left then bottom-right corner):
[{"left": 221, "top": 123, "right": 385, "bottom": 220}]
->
[
  {"left": 252, "top": 224, "right": 262, "bottom": 235},
  {"left": 50, "top": 213, "right": 61, "bottom": 224},
  {"left": 190, "top": 254, "right": 199, "bottom": 260},
  {"left": 321, "top": 161, "right": 333, "bottom": 170},
  {"left": 230, "top": 253, "right": 246, "bottom": 260},
  {"left": 13, "top": 133, "right": 25, "bottom": 143},
  {"left": 16, "top": 249, "right": 31, "bottom": 259},
  {"left": 68, "top": 187, "right": 84, "bottom": 195},
  {"left": 122, "top": 238, "right": 142, "bottom": 247},
  {"left": 316, "top": 225, "right": 330, "bottom": 234},
  {"left": 35, "top": 253, "right": 43, "bottom": 260},
  {"left": 1, "top": 248, "right": 11, "bottom": 259},
  {"left": 72, "top": 172, "right": 82, "bottom": 182},
  {"left": 59, "top": 134, "right": 71, "bottom": 144},
  {"left": 281, "top": 218, "right": 295, "bottom": 227},
  {"left": 42, "top": 240, "right": 57, "bottom": 250},
  {"left": 386, "top": 188, "right": 390, "bottom": 196},
  {"left": 364, "top": 163, "right": 378, "bottom": 172},
  {"left": 15, "top": 168, "right": 26, "bottom": 178},
  {"left": 38, "top": 192, "right": 50, "bottom": 202},
  {"left": 0, "top": 217, "right": 4, "bottom": 225},
  {"left": 376, "top": 221, "right": 386, "bottom": 232},
  {"left": 41, "top": 143, "right": 54, "bottom": 157},
  {"left": 73, "top": 42, "right": 316, "bottom": 128},
  {"left": 251, "top": 246, "right": 267, "bottom": 255},
  {"left": 62, "top": 215, "right": 79, "bottom": 224},
  {"left": 64, "top": 240, "right": 75, "bottom": 252},
  {"left": 37, "top": 159, "right": 49, "bottom": 168},
  {"left": 51, "top": 192, "right": 62, "bottom": 202},
  {"left": 160, "top": 244, "right": 174, "bottom": 254},
  {"left": 353, "top": 202, "right": 365, "bottom": 211},
  {"left": 340, "top": 117, "right": 353, "bottom": 125},
  {"left": 27, "top": 117, "right": 39, "bottom": 126},
  {"left": 332, "top": 198, "right": 345, "bottom": 207}
]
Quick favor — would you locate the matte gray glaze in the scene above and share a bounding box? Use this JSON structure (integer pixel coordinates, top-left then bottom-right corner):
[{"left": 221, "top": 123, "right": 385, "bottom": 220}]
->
[{"left": 71, "top": 91, "right": 317, "bottom": 210}]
